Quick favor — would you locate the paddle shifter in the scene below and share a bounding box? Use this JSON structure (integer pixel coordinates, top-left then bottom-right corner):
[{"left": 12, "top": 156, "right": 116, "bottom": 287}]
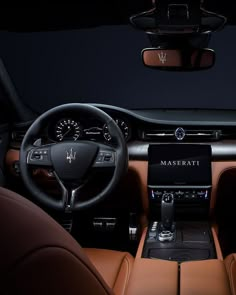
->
[{"left": 158, "top": 193, "right": 175, "bottom": 242}]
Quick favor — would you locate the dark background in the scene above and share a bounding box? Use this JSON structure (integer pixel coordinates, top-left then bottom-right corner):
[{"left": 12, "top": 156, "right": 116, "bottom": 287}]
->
[{"left": 0, "top": 25, "right": 235, "bottom": 112}]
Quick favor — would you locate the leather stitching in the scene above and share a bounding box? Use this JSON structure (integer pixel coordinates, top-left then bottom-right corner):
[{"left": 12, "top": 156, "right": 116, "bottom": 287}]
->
[
  {"left": 122, "top": 256, "right": 131, "bottom": 295},
  {"left": 113, "top": 254, "right": 132, "bottom": 295},
  {"left": 112, "top": 254, "right": 126, "bottom": 289},
  {"left": 228, "top": 255, "right": 236, "bottom": 295}
]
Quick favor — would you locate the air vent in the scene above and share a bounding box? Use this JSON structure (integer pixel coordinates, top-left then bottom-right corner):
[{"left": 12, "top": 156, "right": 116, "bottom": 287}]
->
[
  {"left": 221, "top": 129, "right": 236, "bottom": 139},
  {"left": 142, "top": 129, "right": 223, "bottom": 141},
  {"left": 11, "top": 126, "right": 30, "bottom": 148},
  {"left": 12, "top": 130, "right": 27, "bottom": 143},
  {"left": 183, "top": 129, "right": 222, "bottom": 140}
]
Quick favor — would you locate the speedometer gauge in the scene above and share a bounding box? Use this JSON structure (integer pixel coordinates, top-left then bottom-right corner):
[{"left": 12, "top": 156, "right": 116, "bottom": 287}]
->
[{"left": 55, "top": 118, "right": 82, "bottom": 141}]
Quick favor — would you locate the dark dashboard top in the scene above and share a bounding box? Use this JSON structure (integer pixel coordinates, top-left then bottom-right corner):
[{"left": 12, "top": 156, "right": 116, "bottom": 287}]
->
[{"left": 94, "top": 104, "right": 236, "bottom": 126}]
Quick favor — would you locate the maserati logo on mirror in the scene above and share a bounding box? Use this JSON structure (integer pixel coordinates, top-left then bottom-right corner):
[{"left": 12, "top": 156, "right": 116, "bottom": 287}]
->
[
  {"left": 158, "top": 51, "right": 167, "bottom": 64},
  {"left": 66, "top": 148, "right": 76, "bottom": 164}
]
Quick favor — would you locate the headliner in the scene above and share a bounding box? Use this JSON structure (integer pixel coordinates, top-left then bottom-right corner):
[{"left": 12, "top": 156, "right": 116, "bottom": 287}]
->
[{"left": 1, "top": 1, "right": 236, "bottom": 32}]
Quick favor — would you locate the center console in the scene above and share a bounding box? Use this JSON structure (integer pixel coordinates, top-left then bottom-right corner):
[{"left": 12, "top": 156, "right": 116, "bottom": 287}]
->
[{"left": 142, "top": 144, "right": 216, "bottom": 262}]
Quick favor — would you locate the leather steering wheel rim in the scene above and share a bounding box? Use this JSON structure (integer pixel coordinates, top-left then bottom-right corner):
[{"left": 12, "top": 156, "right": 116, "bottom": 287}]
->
[{"left": 20, "top": 103, "right": 128, "bottom": 211}]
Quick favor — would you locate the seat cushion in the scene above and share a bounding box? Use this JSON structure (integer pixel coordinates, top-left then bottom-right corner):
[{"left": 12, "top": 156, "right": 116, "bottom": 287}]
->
[
  {"left": 181, "top": 259, "right": 231, "bottom": 295},
  {"left": 125, "top": 258, "right": 178, "bottom": 295},
  {"left": 84, "top": 248, "right": 134, "bottom": 295},
  {"left": 225, "top": 253, "right": 236, "bottom": 295}
]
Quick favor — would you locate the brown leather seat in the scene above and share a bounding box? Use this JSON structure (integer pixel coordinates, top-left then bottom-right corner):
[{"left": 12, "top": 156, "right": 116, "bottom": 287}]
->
[
  {"left": 180, "top": 259, "right": 232, "bottom": 295},
  {"left": 0, "top": 187, "right": 133, "bottom": 295},
  {"left": 225, "top": 253, "right": 236, "bottom": 295}
]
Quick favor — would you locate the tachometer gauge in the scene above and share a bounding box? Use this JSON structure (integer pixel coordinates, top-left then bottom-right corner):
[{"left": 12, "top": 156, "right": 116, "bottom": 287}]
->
[
  {"left": 55, "top": 118, "right": 82, "bottom": 141},
  {"left": 103, "top": 118, "right": 130, "bottom": 141},
  {"left": 115, "top": 119, "right": 130, "bottom": 140}
]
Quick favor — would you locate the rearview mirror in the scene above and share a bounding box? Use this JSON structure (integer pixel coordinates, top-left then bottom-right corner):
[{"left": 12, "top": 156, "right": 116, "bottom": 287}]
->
[{"left": 142, "top": 48, "right": 215, "bottom": 71}]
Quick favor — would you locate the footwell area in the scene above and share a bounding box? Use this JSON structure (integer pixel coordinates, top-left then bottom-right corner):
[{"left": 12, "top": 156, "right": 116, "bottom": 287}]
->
[{"left": 71, "top": 211, "right": 139, "bottom": 256}]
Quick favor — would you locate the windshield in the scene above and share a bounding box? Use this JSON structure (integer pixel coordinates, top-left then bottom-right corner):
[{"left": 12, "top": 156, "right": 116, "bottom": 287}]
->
[{"left": 0, "top": 25, "right": 235, "bottom": 112}]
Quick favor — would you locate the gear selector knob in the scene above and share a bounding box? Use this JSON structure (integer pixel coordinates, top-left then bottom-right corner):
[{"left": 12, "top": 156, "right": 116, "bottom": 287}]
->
[{"left": 161, "top": 193, "right": 174, "bottom": 230}]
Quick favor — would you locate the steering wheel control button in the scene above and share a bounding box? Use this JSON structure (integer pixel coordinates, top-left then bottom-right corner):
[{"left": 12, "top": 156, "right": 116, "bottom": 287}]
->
[
  {"left": 95, "top": 151, "right": 115, "bottom": 166},
  {"left": 96, "top": 152, "right": 105, "bottom": 163},
  {"left": 28, "top": 148, "right": 51, "bottom": 166},
  {"left": 104, "top": 153, "right": 113, "bottom": 162}
]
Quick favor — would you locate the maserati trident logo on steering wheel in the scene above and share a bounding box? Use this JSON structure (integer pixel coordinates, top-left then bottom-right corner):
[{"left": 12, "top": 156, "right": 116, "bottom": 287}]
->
[{"left": 66, "top": 148, "right": 76, "bottom": 164}]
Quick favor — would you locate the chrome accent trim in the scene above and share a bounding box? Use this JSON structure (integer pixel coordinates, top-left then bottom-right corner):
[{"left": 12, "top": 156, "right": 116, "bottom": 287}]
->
[
  {"left": 148, "top": 185, "right": 212, "bottom": 189},
  {"left": 158, "top": 230, "right": 174, "bottom": 242}
]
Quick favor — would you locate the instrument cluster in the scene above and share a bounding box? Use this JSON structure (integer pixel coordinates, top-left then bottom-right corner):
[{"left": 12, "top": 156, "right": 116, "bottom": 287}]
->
[{"left": 48, "top": 117, "right": 131, "bottom": 143}]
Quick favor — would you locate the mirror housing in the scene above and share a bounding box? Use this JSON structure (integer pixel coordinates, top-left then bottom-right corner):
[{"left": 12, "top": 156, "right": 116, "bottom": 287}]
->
[{"left": 142, "top": 47, "right": 215, "bottom": 71}]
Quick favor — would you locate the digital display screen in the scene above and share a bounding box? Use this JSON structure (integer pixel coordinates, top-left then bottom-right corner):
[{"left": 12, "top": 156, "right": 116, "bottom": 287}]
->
[{"left": 148, "top": 144, "right": 212, "bottom": 185}]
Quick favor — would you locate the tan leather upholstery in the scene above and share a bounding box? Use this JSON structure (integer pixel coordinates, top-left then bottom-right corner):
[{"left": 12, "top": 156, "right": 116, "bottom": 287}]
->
[
  {"left": 225, "top": 253, "right": 236, "bottom": 295},
  {"left": 126, "top": 258, "right": 178, "bottom": 295},
  {"left": 180, "top": 259, "right": 232, "bottom": 295},
  {"left": 0, "top": 187, "right": 133, "bottom": 295},
  {"left": 84, "top": 248, "right": 133, "bottom": 295}
]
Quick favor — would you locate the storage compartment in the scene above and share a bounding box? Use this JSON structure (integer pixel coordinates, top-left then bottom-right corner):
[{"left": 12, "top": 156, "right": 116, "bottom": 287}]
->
[
  {"left": 149, "top": 248, "right": 210, "bottom": 261},
  {"left": 142, "top": 222, "right": 216, "bottom": 262}
]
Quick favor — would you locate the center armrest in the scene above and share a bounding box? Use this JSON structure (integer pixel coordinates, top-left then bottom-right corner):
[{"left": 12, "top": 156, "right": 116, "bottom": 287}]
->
[
  {"left": 126, "top": 258, "right": 178, "bottom": 295},
  {"left": 180, "top": 259, "right": 231, "bottom": 295}
]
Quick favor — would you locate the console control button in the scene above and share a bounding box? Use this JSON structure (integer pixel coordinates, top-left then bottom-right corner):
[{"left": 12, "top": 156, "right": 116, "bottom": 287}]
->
[
  {"left": 150, "top": 188, "right": 210, "bottom": 202},
  {"left": 158, "top": 230, "right": 174, "bottom": 242},
  {"left": 148, "top": 221, "right": 158, "bottom": 240}
]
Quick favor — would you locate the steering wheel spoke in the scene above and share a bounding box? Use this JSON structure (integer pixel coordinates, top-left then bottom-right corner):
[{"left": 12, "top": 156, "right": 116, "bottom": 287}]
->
[
  {"left": 54, "top": 172, "right": 84, "bottom": 212},
  {"left": 27, "top": 145, "right": 53, "bottom": 167}
]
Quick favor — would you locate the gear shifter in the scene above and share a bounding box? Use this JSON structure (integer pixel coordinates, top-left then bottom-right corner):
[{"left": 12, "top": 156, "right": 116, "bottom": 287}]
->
[
  {"left": 158, "top": 193, "right": 175, "bottom": 242},
  {"left": 161, "top": 193, "right": 174, "bottom": 230}
]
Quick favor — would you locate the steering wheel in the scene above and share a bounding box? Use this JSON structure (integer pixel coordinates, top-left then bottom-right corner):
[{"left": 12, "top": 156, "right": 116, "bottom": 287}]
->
[{"left": 20, "top": 103, "right": 128, "bottom": 211}]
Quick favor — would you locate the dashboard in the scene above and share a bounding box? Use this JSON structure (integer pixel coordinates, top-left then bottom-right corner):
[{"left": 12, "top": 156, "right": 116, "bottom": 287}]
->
[
  {"left": 7, "top": 103, "right": 236, "bottom": 225},
  {"left": 10, "top": 104, "right": 236, "bottom": 162}
]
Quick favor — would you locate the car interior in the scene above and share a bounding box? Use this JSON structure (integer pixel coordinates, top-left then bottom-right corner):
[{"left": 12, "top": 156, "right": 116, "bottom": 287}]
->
[{"left": 1, "top": 1, "right": 236, "bottom": 294}]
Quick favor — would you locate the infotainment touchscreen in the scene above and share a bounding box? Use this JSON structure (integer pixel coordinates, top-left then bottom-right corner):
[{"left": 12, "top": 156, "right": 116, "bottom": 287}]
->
[{"left": 148, "top": 144, "right": 212, "bottom": 186}]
